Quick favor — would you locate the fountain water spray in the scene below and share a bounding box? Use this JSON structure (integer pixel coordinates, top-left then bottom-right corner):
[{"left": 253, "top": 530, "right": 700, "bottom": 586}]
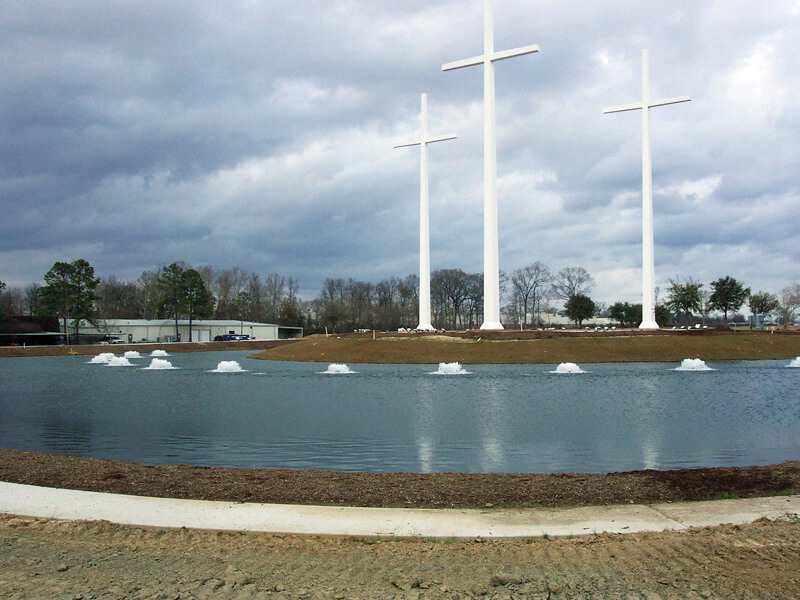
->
[
  {"left": 674, "top": 358, "right": 714, "bottom": 371},
  {"left": 143, "top": 358, "right": 177, "bottom": 370},
  {"left": 431, "top": 362, "right": 472, "bottom": 375},
  {"left": 788, "top": 357, "right": 800, "bottom": 368},
  {"left": 150, "top": 349, "right": 170, "bottom": 357},
  {"left": 210, "top": 360, "right": 246, "bottom": 373},
  {"left": 320, "top": 363, "right": 357, "bottom": 374},
  {"left": 123, "top": 351, "right": 142, "bottom": 359},
  {"left": 105, "top": 356, "right": 135, "bottom": 367},
  {"left": 550, "top": 362, "right": 587, "bottom": 374},
  {"left": 88, "top": 353, "right": 116, "bottom": 364}
]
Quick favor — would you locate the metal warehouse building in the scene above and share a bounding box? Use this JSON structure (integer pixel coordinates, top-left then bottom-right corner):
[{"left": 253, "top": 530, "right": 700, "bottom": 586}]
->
[{"left": 83, "top": 319, "right": 302, "bottom": 343}]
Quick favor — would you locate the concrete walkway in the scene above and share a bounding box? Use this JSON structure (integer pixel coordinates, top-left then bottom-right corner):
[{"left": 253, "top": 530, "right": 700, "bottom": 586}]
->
[{"left": 1, "top": 482, "right": 798, "bottom": 538}]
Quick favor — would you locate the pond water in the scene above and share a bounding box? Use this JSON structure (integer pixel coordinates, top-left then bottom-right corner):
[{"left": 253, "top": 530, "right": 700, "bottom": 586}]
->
[{"left": 1, "top": 350, "right": 798, "bottom": 474}]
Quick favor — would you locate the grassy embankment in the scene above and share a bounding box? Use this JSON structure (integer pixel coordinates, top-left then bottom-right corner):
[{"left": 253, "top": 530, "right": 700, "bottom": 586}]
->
[{"left": 251, "top": 330, "right": 800, "bottom": 364}]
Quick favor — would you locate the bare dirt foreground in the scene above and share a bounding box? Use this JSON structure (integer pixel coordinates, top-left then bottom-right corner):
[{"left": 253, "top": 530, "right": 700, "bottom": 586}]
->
[
  {"left": 1, "top": 514, "right": 799, "bottom": 600},
  {"left": 1, "top": 453, "right": 800, "bottom": 598}
]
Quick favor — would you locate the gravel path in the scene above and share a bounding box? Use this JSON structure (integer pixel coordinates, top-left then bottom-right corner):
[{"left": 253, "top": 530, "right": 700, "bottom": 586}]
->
[{"left": 2, "top": 514, "right": 799, "bottom": 599}]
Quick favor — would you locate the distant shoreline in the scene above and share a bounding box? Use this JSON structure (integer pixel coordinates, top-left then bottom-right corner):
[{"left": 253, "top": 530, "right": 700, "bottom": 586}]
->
[
  {"left": 2, "top": 329, "right": 798, "bottom": 364},
  {"left": 0, "top": 338, "right": 298, "bottom": 359}
]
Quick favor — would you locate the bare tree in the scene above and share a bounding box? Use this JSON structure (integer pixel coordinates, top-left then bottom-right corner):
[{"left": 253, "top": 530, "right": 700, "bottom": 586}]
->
[
  {"left": 24, "top": 283, "right": 43, "bottom": 317},
  {"left": 778, "top": 284, "right": 800, "bottom": 327},
  {"left": 551, "top": 267, "right": 595, "bottom": 301},
  {"left": 97, "top": 276, "right": 140, "bottom": 318},
  {"left": 136, "top": 269, "right": 162, "bottom": 320},
  {"left": 431, "top": 269, "right": 471, "bottom": 329},
  {"left": 510, "top": 262, "right": 552, "bottom": 328},
  {"left": 211, "top": 267, "right": 248, "bottom": 319},
  {"left": 0, "top": 285, "right": 25, "bottom": 316},
  {"left": 263, "top": 273, "right": 287, "bottom": 322}
]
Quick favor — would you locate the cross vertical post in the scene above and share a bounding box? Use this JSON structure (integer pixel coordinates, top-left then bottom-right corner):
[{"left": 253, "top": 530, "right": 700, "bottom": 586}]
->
[
  {"left": 443, "top": 0, "right": 538, "bottom": 330},
  {"left": 604, "top": 49, "right": 691, "bottom": 329},
  {"left": 394, "top": 94, "right": 457, "bottom": 331}
]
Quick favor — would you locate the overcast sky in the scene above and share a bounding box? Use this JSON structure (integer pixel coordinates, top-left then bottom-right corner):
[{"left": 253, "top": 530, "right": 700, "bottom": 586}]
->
[{"left": 2, "top": 0, "right": 799, "bottom": 305}]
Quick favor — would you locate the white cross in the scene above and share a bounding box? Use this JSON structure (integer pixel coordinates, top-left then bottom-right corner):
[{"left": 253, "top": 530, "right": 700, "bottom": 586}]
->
[
  {"left": 442, "top": 0, "right": 538, "bottom": 330},
  {"left": 604, "top": 49, "right": 690, "bottom": 330},
  {"left": 394, "top": 93, "right": 457, "bottom": 331}
]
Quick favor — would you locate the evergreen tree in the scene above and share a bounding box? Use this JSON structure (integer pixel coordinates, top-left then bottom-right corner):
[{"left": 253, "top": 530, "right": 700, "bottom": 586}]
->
[
  {"left": 157, "top": 263, "right": 186, "bottom": 341},
  {"left": 40, "top": 259, "right": 100, "bottom": 342},
  {"left": 182, "top": 268, "right": 213, "bottom": 341},
  {"left": 748, "top": 291, "right": 779, "bottom": 318},
  {"left": 565, "top": 294, "right": 595, "bottom": 326},
  {"left": 709, "top": 276, "right": 750, "bottom": 326},
  {"left": 666, "top": 277, "right": 703, "bottom": 327}
]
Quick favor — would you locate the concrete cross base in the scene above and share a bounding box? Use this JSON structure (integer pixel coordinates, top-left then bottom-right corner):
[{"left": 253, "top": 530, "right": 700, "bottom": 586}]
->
[
  {"left": 479, "top": 321, "right": 504, "bottom": 330},
  {"left": 639, "top": 321, "right": 659, "bottom": 330}
]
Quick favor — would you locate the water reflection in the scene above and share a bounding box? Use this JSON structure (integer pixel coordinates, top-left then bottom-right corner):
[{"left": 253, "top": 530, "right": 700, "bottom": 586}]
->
[
  {"left": 477, "top": 379, "right": 508, "bottom": 472},
  {"left": 412, "top": 379, "right": 436, "bottom": 472}
]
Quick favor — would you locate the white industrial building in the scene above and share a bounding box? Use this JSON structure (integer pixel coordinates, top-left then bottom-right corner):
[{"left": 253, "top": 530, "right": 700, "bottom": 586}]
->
[{"left": 82, "top": 319, "right": 302, "bottom": 343}]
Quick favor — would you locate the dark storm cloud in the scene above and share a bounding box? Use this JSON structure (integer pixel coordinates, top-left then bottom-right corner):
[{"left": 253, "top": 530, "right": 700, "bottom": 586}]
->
[{"left": 1, "top": 0, "right": 799, "bottom": 304}]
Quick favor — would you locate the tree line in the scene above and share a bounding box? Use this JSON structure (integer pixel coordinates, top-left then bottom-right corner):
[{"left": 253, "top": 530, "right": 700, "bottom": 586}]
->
[
  {"left": 0, "top": 260, "right": 304, "bottom": 342},
  {"left": 2, "top": 259, "right": 799, "bottom": 335}
]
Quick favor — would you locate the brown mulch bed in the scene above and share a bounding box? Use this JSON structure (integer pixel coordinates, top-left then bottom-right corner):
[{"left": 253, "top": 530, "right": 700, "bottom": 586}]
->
[
  {"left": 255, "top": 330, "right": 800, "bottom": 364},
  {"left": 2, "top": 448, "right": 798, "bottom": 509}
]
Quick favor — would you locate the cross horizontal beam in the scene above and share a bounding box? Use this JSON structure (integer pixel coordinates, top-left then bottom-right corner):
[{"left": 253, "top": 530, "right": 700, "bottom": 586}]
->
[
  {"left": 604, "top": 95, "right": 691, "bottom": 114},
  {"left": 442, "top": 44, "right": 539, "bottom": 71},
  {"left": 394, "top": 133, "right": 457, "bottom": 149}
]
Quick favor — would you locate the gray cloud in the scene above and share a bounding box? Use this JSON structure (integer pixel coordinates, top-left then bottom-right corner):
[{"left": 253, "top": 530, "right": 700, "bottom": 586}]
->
[{"left": 1, "top": 0, "right": 799, "bottom": 306}]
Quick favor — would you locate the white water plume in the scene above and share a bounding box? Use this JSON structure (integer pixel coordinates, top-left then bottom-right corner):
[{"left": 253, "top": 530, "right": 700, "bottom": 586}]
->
[
  {"left": 210, "top": 360, "right": 246, "bottom": 373},
  {"left": 320, "top": 363, "right": 357, "bottom": 374},
  {"left": 150, "top": 349, "right": 170, "bottom": 357},
  {"left": 123, "top": 351, "right": 142, "bottom": 359},
  {"left": 142, "top": 358, "right": 177, "bottom": 370},
  {"left": 674, "top": 358, "right": 714, "bottom": 371},
  {"left": 430, "top": 362, "right": 472, "bottom": 375},
  {"left": 788, "top": 357, "right": 800, "bottom": 368},
  {"left": 550, "top": 362, "right": 587, "bottom": 374},
  {"left": 88, "top": 352, "right": 116, "bottom": 364},
  {"left": 105, "top": 356, "right": 134, "bottom": 367}
]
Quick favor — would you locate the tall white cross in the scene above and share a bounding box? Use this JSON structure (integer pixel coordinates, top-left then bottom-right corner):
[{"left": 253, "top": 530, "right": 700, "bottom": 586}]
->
[
  {"left": 394, "top": 93, "right": 457, "bottom": 331},
  {"left": 442, "top": 0, "right": 538, "bottom": 330},
  {"left": 604, "top": 49, "right": 690, "bottom": 330}
]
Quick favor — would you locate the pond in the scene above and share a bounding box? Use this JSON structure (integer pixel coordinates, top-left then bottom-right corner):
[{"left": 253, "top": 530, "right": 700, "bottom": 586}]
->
[{"left": 0, "top": 350, "right": 798, "bottom": 473}]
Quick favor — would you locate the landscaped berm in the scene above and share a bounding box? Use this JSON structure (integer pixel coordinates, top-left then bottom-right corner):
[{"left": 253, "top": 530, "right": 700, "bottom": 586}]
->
[{"left": 250, "top": 328, "right": 800, "bottom": 364}]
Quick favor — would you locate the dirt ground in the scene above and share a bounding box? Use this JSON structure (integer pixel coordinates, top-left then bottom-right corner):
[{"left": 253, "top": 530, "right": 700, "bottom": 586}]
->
[
  {"left": 250, "top": 330, "right": 800, "bottom": 364},
  {"left": 2, "top": 452, "right": 800, "bottom": 598},
  {"left": 1, "top": 514, "right": 799, "bottom": 600},
  {"left": 3, "top": 449, "right": 800, "bottom": 509}
]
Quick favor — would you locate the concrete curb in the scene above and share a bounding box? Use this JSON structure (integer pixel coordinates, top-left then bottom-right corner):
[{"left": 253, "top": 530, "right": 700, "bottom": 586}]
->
[{"left": 1, "top": 482, "right": 798, "bottom": 538}]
